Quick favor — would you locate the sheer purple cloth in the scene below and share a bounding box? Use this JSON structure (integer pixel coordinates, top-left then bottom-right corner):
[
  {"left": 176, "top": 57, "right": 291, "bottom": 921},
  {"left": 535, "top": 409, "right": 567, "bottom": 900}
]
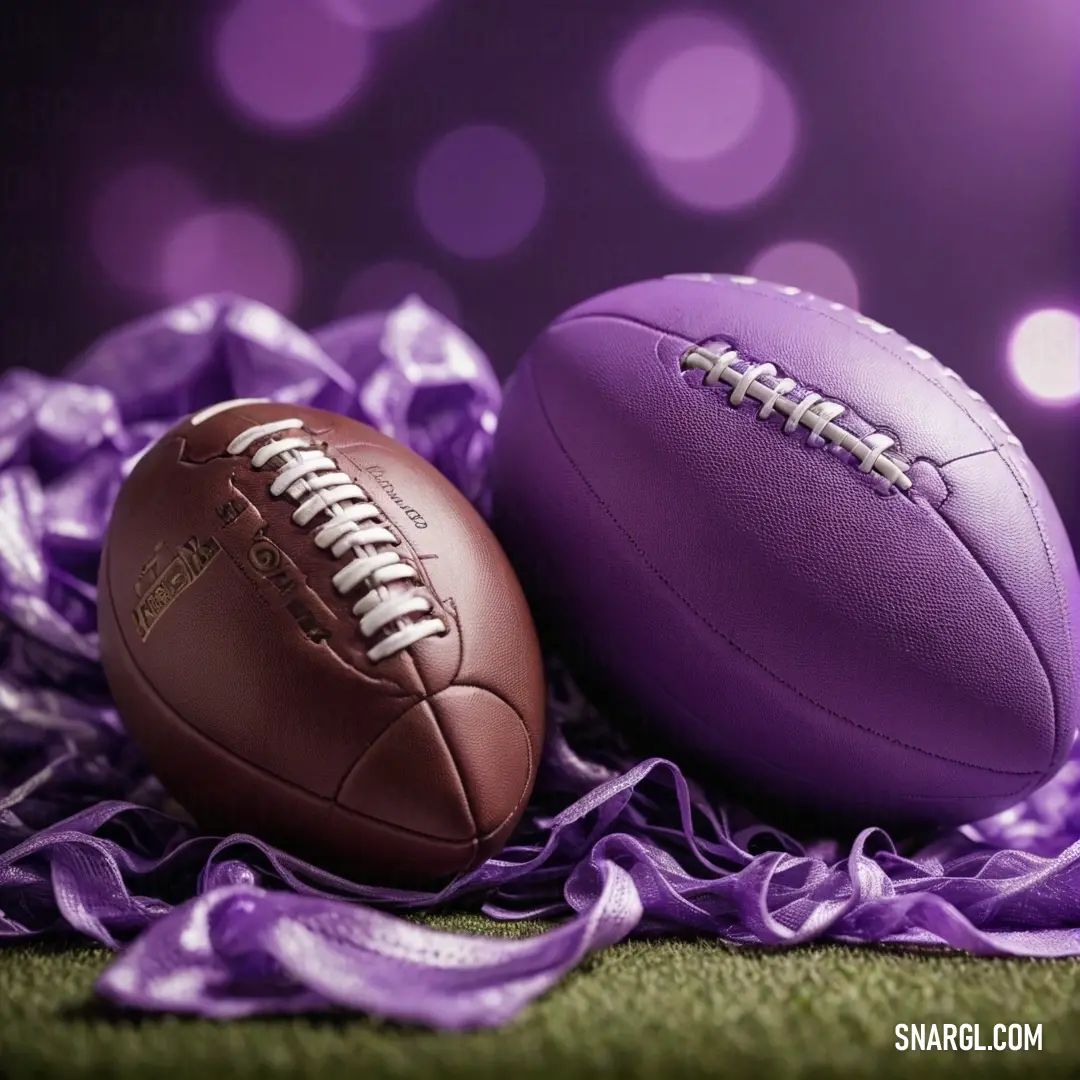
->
[{"left": 2, "top": 293, "right": 1080, "bottom": 1029}]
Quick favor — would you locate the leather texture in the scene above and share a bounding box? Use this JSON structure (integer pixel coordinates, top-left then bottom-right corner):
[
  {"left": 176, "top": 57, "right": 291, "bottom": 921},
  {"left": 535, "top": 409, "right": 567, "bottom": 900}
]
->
[
  {"left": 98, "top": 401, "right": 545, "bottom": 885},
  {"left": 489, "top": 274, "right": 1080, "bottom": 828}
]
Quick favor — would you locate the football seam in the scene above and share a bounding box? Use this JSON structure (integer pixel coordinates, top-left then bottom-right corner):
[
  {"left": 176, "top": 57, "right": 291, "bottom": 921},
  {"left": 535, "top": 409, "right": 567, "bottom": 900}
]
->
[
  {"left": 331, "top": 684, "right": 537, "bottom": 845},
  {"left": 332, "top": 694, "right": 477, "bottom": 842},
  {"left": 556, "top": 283, "right": 1027, "bottom": 466},
  {"left": 184, "top": 413, "right": 537, "bottom": 842},
  {"left": 184, "top": 438, "right": 437, "bottom": 696},
  {"left": 214, "top": 525, "right": 420, "bottom": 695},
  {"left": 101, "top": 542, "right": 481, "bottom": 849},
  {"left": 215, "top": 528, "right": 510, "bottom": 842},
  {"left": 428, "top": 687, "right": 538, "bottom": 846},
  {"left": 519, "top": 353, "right": 1044, "bottom": 783},
  {"left": 550, "top": 301, "right": 1072, "bottom": 770},
  {"left": 190, "top": 417, "right": 449, "bottom": 680},
  {"left": 565, "top": 280, "right": 1074, "bottom": 717},
  {"left": 654, "top": 678, "right": 1036, "bottom": 804},
  {"left": 677, "top": 341, "right": 913, "bottom": 493}
]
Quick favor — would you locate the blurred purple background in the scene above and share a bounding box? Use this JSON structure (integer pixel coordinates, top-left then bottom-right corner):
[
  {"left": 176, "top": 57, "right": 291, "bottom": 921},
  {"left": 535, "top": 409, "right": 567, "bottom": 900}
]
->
[{"left": 1, "top": 0, "right": 1077, "bottom": 539}]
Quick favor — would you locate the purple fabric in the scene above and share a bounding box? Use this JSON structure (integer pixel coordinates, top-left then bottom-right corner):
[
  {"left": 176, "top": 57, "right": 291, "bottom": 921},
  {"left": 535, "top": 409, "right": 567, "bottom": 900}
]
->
[{"left": 2, "top": 292, "right": 1080, "bottom": 1030}]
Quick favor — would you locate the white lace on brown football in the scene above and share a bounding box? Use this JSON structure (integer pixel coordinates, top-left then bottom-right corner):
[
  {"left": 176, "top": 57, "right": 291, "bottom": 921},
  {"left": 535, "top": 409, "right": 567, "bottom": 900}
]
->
[
  {"left": 680, "top": 344, "right": 912, "bottom": 491},
  {"left": 227, "top": 419, "right": 446, "bottom": 662}
]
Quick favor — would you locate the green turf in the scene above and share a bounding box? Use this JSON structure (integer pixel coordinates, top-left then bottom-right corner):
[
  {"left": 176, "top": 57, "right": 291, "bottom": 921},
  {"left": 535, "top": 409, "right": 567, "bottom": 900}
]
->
[{"left": 3, "top": 916, "right": 1080, "bottom": 1079}]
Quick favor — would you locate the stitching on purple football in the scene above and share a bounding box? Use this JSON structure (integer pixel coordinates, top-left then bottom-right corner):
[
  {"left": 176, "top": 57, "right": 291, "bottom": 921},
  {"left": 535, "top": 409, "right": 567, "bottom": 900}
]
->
[{"left": 489, "top": 273, "right": 1080, "bottom": 829}]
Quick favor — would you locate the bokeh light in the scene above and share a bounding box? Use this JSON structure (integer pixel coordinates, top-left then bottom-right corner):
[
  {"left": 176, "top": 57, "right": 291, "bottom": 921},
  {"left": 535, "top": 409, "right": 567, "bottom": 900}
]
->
[
  {"left": 609, "top": 14, "right": 750, "bottom": 132},
  {"left": 337, "top": 259, "right": 460, "bottom": 322},
  {"left": 634, "top": 44, "right": 764, "bottom": 163},
  {"left": 212, "top": 0, "right": 371, "bottom": 131},
  {"left": 642, "top": 65, "right": 798, "bottom": 213},
  {"left": 160, "top": 208, "right": 301, "bottom": 314},
  {"left": 414, "top": 125, "right": 546, "bottom": 258},
  {"left": 1007, "top": 308, "right": 1080, "bottom": 406},
  {"left": 319, "top": 0, "right": 441, "bottom": 31},
  {"left": 609, "top": 13, "right": 799, "bottom": 213},
  {"left": 89, "top": 164, "right": 206, "bottom": 298},
  {"left": 747, "top": 241, "right": 860, "bottom": 309}
]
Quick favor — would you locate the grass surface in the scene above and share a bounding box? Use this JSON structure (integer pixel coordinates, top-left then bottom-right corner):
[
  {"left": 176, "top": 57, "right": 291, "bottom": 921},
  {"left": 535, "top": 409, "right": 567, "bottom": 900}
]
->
[{"left": 3, "top": 916, "right": 1080, "bottom": 1079}]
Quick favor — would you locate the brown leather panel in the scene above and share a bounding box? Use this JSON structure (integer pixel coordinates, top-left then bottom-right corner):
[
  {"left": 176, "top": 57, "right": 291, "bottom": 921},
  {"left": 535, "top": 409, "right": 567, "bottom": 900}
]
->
[
  {"left": 429, "top": 685, "right": 535, "bottom": 837},
  {"left": 97, "top": 557, "right": 478, "bottom": 885},
  {"left": 98, "top": 400, "right": 546, "bottom": 884},
  {"left": 336, "top": 698, "right": 476, "bottom": 841},
  {"left": 102, "top": 441, "right": 413, "bottom": 795},
  {"left": 333, "top": 438, "right": 548, "bottom": 735}
]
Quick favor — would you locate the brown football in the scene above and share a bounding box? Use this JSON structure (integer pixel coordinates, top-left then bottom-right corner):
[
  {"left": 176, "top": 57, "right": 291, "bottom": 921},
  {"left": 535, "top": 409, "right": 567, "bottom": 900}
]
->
[{"left": 97, "top": 399, "right": 546, "bottom": 886}]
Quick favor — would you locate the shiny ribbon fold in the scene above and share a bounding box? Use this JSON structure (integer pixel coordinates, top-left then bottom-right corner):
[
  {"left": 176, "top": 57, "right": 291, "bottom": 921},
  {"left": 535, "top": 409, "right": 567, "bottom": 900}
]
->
[{"left": 2, "top": 292, "right": 1080, "bottom": 1029}]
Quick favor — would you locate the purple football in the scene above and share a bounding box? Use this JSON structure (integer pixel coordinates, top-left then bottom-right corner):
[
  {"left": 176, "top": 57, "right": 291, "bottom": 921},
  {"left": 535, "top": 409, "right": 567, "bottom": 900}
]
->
[{"left": 489, "top": 274, "right": 1080, "bottom": 829}]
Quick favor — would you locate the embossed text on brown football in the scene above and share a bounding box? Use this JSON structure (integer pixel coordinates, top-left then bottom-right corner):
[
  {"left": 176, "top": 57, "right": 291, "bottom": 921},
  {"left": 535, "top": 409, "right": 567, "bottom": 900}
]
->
[{"left": 97, "top": 400, "right": 546, "bottom": 886}]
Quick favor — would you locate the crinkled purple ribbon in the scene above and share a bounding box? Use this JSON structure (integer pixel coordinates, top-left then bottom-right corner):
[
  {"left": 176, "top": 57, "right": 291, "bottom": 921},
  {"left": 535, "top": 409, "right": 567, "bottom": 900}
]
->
[{"left": 2, "top": 292, "right": 1080, "bottom": 1029}]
